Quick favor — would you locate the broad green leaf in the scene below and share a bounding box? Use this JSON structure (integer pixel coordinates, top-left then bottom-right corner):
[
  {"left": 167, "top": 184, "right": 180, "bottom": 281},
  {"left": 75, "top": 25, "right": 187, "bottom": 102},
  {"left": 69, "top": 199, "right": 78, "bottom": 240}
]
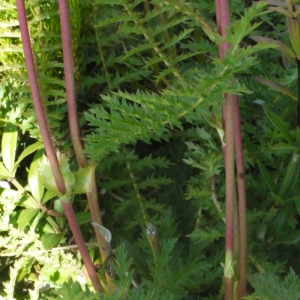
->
[
  {"left": 42, "top": 189, "right": 57, "bottom": 204},
  {"left": 0, "top": 162, "right": 11, "bottom": 178},
  {"left": 75, "top": 211, "right": 91, "bottom": 225},
  {"left": 39, "top": 156, "right": 60, "bottom": 196},
  {"left": 1, "top": 123, "right": 18, "bottom": 174},
  {"left": 73, "top": 165, "right": 95, "bottom": 194},
  {"left": 39, "top": 155, "right": 74, "bottom": 200},
  {"left": 264, "top": 107, "right": 294, "bottom": 145},
  {"left": 257, "top": 160, "right": 276, "bottom": 194},
  {"left": 13, "top": 141, "right": 44, "bottom": 174},
  {"left": 18, "top": 192, "right": 39, "bottom": 209},
  {"left": 17, "top": 208, "right": 39, "bottom": 231},
  {"left": 41, "top": 233, "right": 64, "bottom": 250},
  {"left": 54, "top": 199, "right": 66, "bottom": 229},
  {"left": 28, "top": 150, "right": 44, "bottom": 201},
  {"left": 42, "top": 223, "right": 56, "bottom": 234}
]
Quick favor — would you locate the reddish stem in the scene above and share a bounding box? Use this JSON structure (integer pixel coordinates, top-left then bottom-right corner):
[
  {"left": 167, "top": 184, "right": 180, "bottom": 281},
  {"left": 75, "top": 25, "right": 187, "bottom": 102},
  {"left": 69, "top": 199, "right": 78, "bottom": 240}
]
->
[
  {"left": 62, "top": 202, "right": 102, "bottom": 292},
  {"left": 16, "top": 0, "right": 101, "bottom": 292},
  {"left": 57, "top": 0, "right": 87, "bottom": 167},
  {"left": 16, "top": 0, "right": 66, "bottom": 195},
  {"left": 233, "top": 95, "right": 247, "bottom": 298}
]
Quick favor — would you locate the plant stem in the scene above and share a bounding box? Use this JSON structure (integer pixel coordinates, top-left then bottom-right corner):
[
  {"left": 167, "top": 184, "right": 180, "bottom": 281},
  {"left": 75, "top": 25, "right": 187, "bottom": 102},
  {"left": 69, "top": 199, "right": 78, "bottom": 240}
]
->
[
  {"left": 57, "top": 0, "right": 116, "bottom": 292},
  {"left": 233, "top": 95, "right": 247, "bottom": 298},
  {"left": 16, "top": 0, "right": 102, "bottom": 292},
  {"left": 62, "top": 201, "right": 102, "bottom": 292},
  {"left": 215, "top": 0, "right": 243, "bottom": 299},
  {"left": 224, "top": 93, "right": 236, "bottom": 300},
  {"left": 57, "top": 0, "right": 86, "bottom": 167},
  {"left": 297, "top": 58, "right": 300, "bottom": 128},
  {"left": 16, "top": 0, "right": 66, "bottom": 195}
]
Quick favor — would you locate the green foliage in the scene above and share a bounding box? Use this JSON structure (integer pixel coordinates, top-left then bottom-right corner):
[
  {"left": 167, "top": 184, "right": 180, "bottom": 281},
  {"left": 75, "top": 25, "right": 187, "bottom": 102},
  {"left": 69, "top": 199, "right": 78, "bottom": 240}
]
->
[
  {"left": 244, "top": 269, "right": 300, "bottom": 300},
  {"left": 1, "top": 0, "right": 300, "bottom": 299}
]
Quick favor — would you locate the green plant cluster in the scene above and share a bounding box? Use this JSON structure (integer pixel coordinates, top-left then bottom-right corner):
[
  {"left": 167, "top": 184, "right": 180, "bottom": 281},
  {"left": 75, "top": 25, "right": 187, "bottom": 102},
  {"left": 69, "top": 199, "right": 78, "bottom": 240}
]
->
[{"left": 1, "top": 0, "right": 300, "bottom": 299}]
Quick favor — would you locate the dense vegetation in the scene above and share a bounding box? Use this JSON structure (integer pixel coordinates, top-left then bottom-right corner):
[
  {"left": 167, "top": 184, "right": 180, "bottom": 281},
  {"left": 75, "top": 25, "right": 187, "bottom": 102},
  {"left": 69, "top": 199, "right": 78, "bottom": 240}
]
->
[{"left": 1, "top": 0, "right": 300, "bottom": 299}]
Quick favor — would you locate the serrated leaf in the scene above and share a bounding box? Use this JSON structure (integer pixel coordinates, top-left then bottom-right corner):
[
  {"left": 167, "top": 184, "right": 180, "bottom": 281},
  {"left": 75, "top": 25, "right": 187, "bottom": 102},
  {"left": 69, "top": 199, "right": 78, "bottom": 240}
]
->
[
  {"left": 41, "top": 233, "right": 64, "bottom": 250},
  {"left": 1, "top": 123, "right": 18, "bottom": 174},
  {"left": 17, "top": 208, "right": 39, "bottom": 231},
  {"left": 120, "top": 238, "right": 150, "bottom": 278}
]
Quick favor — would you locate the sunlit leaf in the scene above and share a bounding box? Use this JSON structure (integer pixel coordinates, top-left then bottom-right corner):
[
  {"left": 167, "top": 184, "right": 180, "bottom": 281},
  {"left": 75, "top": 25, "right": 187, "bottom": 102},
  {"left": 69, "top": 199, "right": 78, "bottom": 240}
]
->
[
  {"left": 17, "top": 208, "right": 39, "bottom": 231},
  {"left": 28, "top": 150, "right": 44, "bottom": 201},
  {"left": 41, "top": 233, "right": 64, "bottom": 250},
  {"left": 1, "top": 123, "right": 18, "bottom": 174},
  {"left": 13, "top": 141, "right": 44, "bottom": 174}
]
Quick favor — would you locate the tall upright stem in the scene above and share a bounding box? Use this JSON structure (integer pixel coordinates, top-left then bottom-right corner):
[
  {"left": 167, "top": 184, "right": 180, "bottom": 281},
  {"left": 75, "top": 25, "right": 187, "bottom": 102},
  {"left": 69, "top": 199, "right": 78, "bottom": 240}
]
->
[
  {"left": 57, "top": 0, "right": 115, "bottom": 292},
  {"left": 234, "top": 95, "right": 247, "bottom": 298},
  {"left": 16, "top": 0, "right": 66, "bottom": 195},
  {"left": 16, "top": 0, "right": 101, "bottom": 292},
  {"left": 215, "top": 0, "right": 247, "bottom": 299},
  {"left": 224, "top": 93, "right": 236, "bottom": 299},
  {"left": 58, "top": 0, "right": 87, "bottom": 167}
]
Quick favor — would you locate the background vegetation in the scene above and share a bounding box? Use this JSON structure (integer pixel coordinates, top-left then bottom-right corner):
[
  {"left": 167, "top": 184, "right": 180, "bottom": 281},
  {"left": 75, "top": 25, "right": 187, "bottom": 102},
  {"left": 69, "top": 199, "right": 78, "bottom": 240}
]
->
[{"left": 1, "top": 0, "right": 300, "bottom": 299}]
